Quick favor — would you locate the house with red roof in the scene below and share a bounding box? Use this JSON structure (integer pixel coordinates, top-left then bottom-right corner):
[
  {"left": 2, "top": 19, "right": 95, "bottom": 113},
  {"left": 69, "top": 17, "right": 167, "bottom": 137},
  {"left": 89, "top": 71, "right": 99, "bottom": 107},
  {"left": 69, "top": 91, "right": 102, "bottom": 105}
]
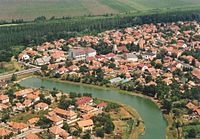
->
[
  {"left": 35, "top": 102, "right": 49, "bottom": 111},
  {"left": 0, "top": 95, "right": 9, "bottom": 104},
  {"left": 49, "top": 126, "right": 69, "bottom": 139},
  {"left": 76, "top": 97, "right": 93, "bottom": 106},
  {"left": 47, "top": 115, "right": 63, "bottom": 127},
  {"left": 97, "top": 102, "right": 107, "bottom": 110},
  {"left": 7, "top": 122, "right": 29, "bottom": 132},
  {"left": 53, "top": 107, "right": 78, "bottom": 124},
  {"left": 15, "top": 89, "right": 33, "bottom": 98},
  {"left": 105, "top": 53, "right": 115, "bottom": 60},
  {"left": 77, "top": 119, "right": 94, "bottom": 132},
  {"left": 0, "top": 128, "right": 11, "bottom": 138},
  {"left": 113, "top": 45, "right": 129, "bottom": 53},
  {"left": 192, "top": 69, "right": 200, "bottom": 80},
  {"left": 25, "top": 133, "right": 40, "bottom": 139}
]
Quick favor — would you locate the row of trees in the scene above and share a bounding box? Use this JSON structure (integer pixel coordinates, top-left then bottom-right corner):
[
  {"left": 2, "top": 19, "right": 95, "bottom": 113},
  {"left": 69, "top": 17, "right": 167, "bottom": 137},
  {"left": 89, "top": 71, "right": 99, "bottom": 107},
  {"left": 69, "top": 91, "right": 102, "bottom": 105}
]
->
[{"left": 1, "top": 11, "right": 200, "bottom": 61}]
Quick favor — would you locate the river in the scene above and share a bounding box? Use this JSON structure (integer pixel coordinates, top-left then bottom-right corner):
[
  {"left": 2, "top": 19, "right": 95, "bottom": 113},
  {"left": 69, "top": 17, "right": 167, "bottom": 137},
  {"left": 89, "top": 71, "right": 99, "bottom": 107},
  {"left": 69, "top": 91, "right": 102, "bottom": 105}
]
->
[{"left": 19, "top": 77, "right": 167, "bottom": 139}]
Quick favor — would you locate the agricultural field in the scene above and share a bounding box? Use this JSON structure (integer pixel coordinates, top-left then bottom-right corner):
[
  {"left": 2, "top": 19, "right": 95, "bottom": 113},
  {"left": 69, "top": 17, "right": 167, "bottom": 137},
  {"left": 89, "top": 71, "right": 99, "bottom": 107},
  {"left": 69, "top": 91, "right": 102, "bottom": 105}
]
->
[{"left": 0, "top": 0, "right": 200, "bottom": 21}]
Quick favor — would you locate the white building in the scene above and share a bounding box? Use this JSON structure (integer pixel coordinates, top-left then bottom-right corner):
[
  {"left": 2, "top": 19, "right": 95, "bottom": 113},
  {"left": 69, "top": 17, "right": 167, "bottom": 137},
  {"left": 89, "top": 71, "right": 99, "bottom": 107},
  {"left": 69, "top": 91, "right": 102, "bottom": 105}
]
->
[
  {"left": 68, "top": 47, "right": 96, "bottom": 61},
  {"left": 123, "top": 53, "right": 138, "bottom": 62}
]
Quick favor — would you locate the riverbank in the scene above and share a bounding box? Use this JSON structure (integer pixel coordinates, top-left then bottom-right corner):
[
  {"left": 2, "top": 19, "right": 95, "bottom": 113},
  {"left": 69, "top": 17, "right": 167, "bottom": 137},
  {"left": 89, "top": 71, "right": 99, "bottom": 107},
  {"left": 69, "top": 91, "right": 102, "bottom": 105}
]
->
[
  {"left": 18, "top": 76, "right": 168, "bottom": 139},
  {"left": 43, "top": 77, "right": 177, "bottom": 139},
  {"left": 99, "top": 98, "right": 145, "bottom": 139}
]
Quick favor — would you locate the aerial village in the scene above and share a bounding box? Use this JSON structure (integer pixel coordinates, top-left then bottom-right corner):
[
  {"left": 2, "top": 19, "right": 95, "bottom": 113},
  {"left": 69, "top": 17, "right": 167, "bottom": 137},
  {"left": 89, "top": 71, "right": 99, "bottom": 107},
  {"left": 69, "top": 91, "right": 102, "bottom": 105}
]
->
[
  {"left": 18, "top": 21, "right": 200, "bottom": 115},
  {"left": 0, "top": 84, "right": 136, "bottom": 138},
  {"left": 0, "top": 20, "right": 200, "bottom": 138}
]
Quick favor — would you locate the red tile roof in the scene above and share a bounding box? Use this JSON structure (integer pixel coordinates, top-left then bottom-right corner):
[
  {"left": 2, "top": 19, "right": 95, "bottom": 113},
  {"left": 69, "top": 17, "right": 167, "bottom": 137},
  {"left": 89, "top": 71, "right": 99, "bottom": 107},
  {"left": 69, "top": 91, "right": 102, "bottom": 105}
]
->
[{"left": 76, "top": 97, "right": 93, "bottom": 105}]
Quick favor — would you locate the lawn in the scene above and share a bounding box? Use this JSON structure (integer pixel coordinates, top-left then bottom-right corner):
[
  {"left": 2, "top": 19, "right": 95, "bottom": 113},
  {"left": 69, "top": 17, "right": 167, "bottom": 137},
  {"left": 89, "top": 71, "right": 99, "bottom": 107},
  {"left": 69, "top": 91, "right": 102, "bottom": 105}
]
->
[
  {"left": 0, "top": 0, "right": 200, "bottom": 21},
  {"left": 0, "top": 61, "right": 23, "bottom": 74}
]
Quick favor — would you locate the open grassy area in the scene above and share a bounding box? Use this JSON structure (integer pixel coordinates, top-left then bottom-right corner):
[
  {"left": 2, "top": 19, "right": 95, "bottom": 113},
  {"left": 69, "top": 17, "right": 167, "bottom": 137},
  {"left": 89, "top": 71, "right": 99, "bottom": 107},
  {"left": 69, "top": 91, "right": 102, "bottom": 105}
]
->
[
  {"left": 0, "top": 0, "right": 200, "bottom": 21},
  {"left": 0, "top": 61, "right": 23, "bottom": 74}
]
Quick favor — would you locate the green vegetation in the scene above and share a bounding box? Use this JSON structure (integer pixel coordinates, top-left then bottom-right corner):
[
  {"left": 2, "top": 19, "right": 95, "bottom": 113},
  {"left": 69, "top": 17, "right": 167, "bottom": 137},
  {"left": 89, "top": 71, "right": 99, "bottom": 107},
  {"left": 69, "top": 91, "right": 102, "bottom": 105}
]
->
[
  {"left": 0, "top": 61, "right": 23, "bottom": 74},
  {"left": 0, "top": 0, "right": 200, "bottom": 21},
  {"left": 182, "top": 123, "right": 200, "bottom": 138},
  {"left": 1, "top": 11, "right": 200, "bottom": 62}
]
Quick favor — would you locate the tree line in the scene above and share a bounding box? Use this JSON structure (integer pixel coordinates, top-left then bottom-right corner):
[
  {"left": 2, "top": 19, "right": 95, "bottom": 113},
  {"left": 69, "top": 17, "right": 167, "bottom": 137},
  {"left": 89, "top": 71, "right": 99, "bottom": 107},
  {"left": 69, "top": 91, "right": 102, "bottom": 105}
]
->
[{"left": 0, "top": 11, "right": 200, "bottom": 62}]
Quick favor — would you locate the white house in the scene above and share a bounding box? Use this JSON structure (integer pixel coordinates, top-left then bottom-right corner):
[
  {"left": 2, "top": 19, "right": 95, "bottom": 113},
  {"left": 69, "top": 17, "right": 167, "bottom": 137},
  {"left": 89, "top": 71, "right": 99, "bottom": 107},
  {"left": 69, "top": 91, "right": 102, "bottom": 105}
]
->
[
  {"left": 68, "top": 47, "right": 96, "bottom": 61},
  {"left": 123, "top": 53, "right": 138, "bottom": 62}
]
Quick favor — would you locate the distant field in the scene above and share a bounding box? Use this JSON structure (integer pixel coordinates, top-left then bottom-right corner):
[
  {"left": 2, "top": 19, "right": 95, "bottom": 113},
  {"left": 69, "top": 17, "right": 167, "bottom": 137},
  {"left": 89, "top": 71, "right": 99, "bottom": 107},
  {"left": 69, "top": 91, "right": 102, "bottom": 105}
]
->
[{"left": 0, "top": 0, "right": 200, "bottom": 20}]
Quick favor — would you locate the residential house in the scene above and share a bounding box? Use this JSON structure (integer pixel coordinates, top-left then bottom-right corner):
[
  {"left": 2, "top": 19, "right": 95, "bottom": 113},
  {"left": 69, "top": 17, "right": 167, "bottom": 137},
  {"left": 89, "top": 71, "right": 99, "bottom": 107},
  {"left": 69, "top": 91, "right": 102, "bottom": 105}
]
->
[
  {"left": 34, "top": 102, "right": 48, "bottom": 111},
  {"left": 35, "top": 56, "right": 51, "bottom": 66},
  {"left": 15, "top": 89, "right": 33, "bottom": 98},
  {"left": 192, "top": 69, "right": 200, "bottom": 80},
  {"left": 0, "top": 104, "right": 9, "bottom": 111},
  {"left": 113, "top": 45, "right": 129, "bottom": 53},
  {"left": 142, "top": 52, "right": 156, "bottom": 60},
  {"left": 78, "top": 105, "right": 98, "bottom": 114},
  {"left": 186, "top": 102, "right": 200, "bottom": 116},
  {"left": 48, "top": 115, "right": 63, "bottom": 127},
  {"left": 0, "top": 128, "right": 11, "bottom": 138},
  {"left": 27, "top": 117, "right": 39, "bottom": 127},
  {"left": 77, "top": 119, "right": 94, "bottom": 132},
  {"left": 26, "top": 93, "right": 40, "bottom": 103},
  {"left": 96, "top": 102, "right": 107, "bottom": 110},
  {"left": 24, "top": 133, "right": 40, "bottom": 139},
  {"left": 7, "top": 122, "right": 28, "bottom": 133},
  {"left": 75, "top": 97, "right": 93, "bottom": 106},
  {"left": 51, "top": 51, "right": 66, "bottom": 62},
  {"left": 49, "top": 126, "right": 69, "bottom": 139},
  {"left": 15, "top": 102, "right": 25, "bottom": 111},
  {"left": 53, "top": 107, "right": 78, "bottom": 124},
  {"left": 0, "top": 95, "right": 9, "bottom": 104},
  {"left": 81, "top": 113, "right": 94, "bottom": 120},
  {"left": 23, "top": 99, "right": 33, "bottom": 107}
]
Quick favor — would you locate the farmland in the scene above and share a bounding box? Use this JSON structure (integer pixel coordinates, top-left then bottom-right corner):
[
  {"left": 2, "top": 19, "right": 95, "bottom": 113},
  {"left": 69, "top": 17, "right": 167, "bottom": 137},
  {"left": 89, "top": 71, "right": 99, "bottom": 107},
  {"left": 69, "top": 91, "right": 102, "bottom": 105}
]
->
[{"left": 0, "top": 0, "right": 200, "bottom": 21}]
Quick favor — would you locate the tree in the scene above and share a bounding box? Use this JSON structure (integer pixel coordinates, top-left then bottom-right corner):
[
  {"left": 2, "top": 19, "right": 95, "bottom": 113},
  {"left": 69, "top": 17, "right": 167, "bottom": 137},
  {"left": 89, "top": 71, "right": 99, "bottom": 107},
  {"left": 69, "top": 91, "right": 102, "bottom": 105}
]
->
[
  {"left": 58, "top": 99, "right": 71, "bottom": 110},
  {"left": 82, "top": 133, "right": 91, "bottom": 139},
  {"left": 162, "top": 99, "right": 172, "bottom": 113},
  {"left": 41, "top": 65, "right": 48, "bottom": 70},
  {"left": 79, "top": 65, "right": 89, "bottom": 74},
  {"left": 104, "top": 121, "right": 115, "bottom": 134},
  {"left": 36, "top": 116, "right": 52, "bottom": 128},
  {"left": 96, "top": 128, "right": 105, "bottom": 138},
  {"left": 72, "top": 130, "right": 80, "bottom": 137},
  {"left": 191, "top": 59, "right": 196, "bottom": 67},
  {"left": 63, "top": 122, "right": 69, "bottom": 132},
  {"left": 11, "top": 74, "right": 17, "bottom": 81},
  {"left": 50, "top": 88, "right": 59, "bottom": 97},
  {"left": 82, "top": 93, "right": 92, "bottom": 97},
  {"left": 65, "top": 60, "right": 73, "bottom": 67},
  {"left": 108, "top": 63, "right": 116, "bottom": 69},
  {"left": 69, "top": 92, "right": 77, "bottom": 98},
  {"left": 143, "top": 85, "right": 157, "bottom": 97},
  {"left": 1, "top": 109, "right": 10, "bottom": 122},
  {"left": 187, "top": 129, "right": 197, "bottom": 138}
]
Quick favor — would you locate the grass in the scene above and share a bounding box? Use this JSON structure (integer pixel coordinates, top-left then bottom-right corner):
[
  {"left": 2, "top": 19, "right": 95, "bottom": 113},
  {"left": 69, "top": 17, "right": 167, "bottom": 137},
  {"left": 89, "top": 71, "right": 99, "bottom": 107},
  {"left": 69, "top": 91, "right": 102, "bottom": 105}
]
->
[
  {"left": 164, "top": 114, "right": 179, "bottom": 139},
  {"left": 0, "top": 61, "right": 23, "bottom": 75},
  {"left": 0, "top": 0, "right": 200, "bottom": 21}
]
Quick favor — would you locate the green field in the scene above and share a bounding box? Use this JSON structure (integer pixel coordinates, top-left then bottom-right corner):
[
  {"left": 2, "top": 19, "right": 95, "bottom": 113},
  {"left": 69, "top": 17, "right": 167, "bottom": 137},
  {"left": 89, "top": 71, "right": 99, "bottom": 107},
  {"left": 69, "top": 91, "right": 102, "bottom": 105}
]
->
[{"left": 0, "top": 0, "right": 200, "bottom": 21}]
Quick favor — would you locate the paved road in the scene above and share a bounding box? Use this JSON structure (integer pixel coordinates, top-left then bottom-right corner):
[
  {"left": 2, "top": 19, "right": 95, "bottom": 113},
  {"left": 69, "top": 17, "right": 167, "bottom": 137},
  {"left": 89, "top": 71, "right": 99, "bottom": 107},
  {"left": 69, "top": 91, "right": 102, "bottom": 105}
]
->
[
  {"left": 15, "top": 127, "right": 45, "bottom": 139},
  {"left": 0, "top": 63, "right": 41, "bottom": 80}
]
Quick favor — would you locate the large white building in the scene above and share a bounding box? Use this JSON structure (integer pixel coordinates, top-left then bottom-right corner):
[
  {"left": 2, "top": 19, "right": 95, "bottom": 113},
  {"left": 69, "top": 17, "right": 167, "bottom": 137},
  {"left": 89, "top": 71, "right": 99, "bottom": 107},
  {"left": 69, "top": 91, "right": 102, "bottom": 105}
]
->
[
  {"left": 123, "top": 53, "right": 138, "bottom": 62},
  {"left": 68, "top": 47, "right": 96, "bottom": 61}
]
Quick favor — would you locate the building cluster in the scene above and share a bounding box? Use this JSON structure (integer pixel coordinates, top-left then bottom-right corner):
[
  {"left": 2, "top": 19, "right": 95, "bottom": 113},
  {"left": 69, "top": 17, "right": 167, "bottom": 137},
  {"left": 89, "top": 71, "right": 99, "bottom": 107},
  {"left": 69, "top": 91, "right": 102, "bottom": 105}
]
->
[
  {"left": 17, "top": 21, "right": 200, "bottom": 116},
  {"left": 0, "top": 88, "right": 108, "bottom": 138},
  {"left": 18, "top": 21, "right": 200, "bottom": 84}
]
